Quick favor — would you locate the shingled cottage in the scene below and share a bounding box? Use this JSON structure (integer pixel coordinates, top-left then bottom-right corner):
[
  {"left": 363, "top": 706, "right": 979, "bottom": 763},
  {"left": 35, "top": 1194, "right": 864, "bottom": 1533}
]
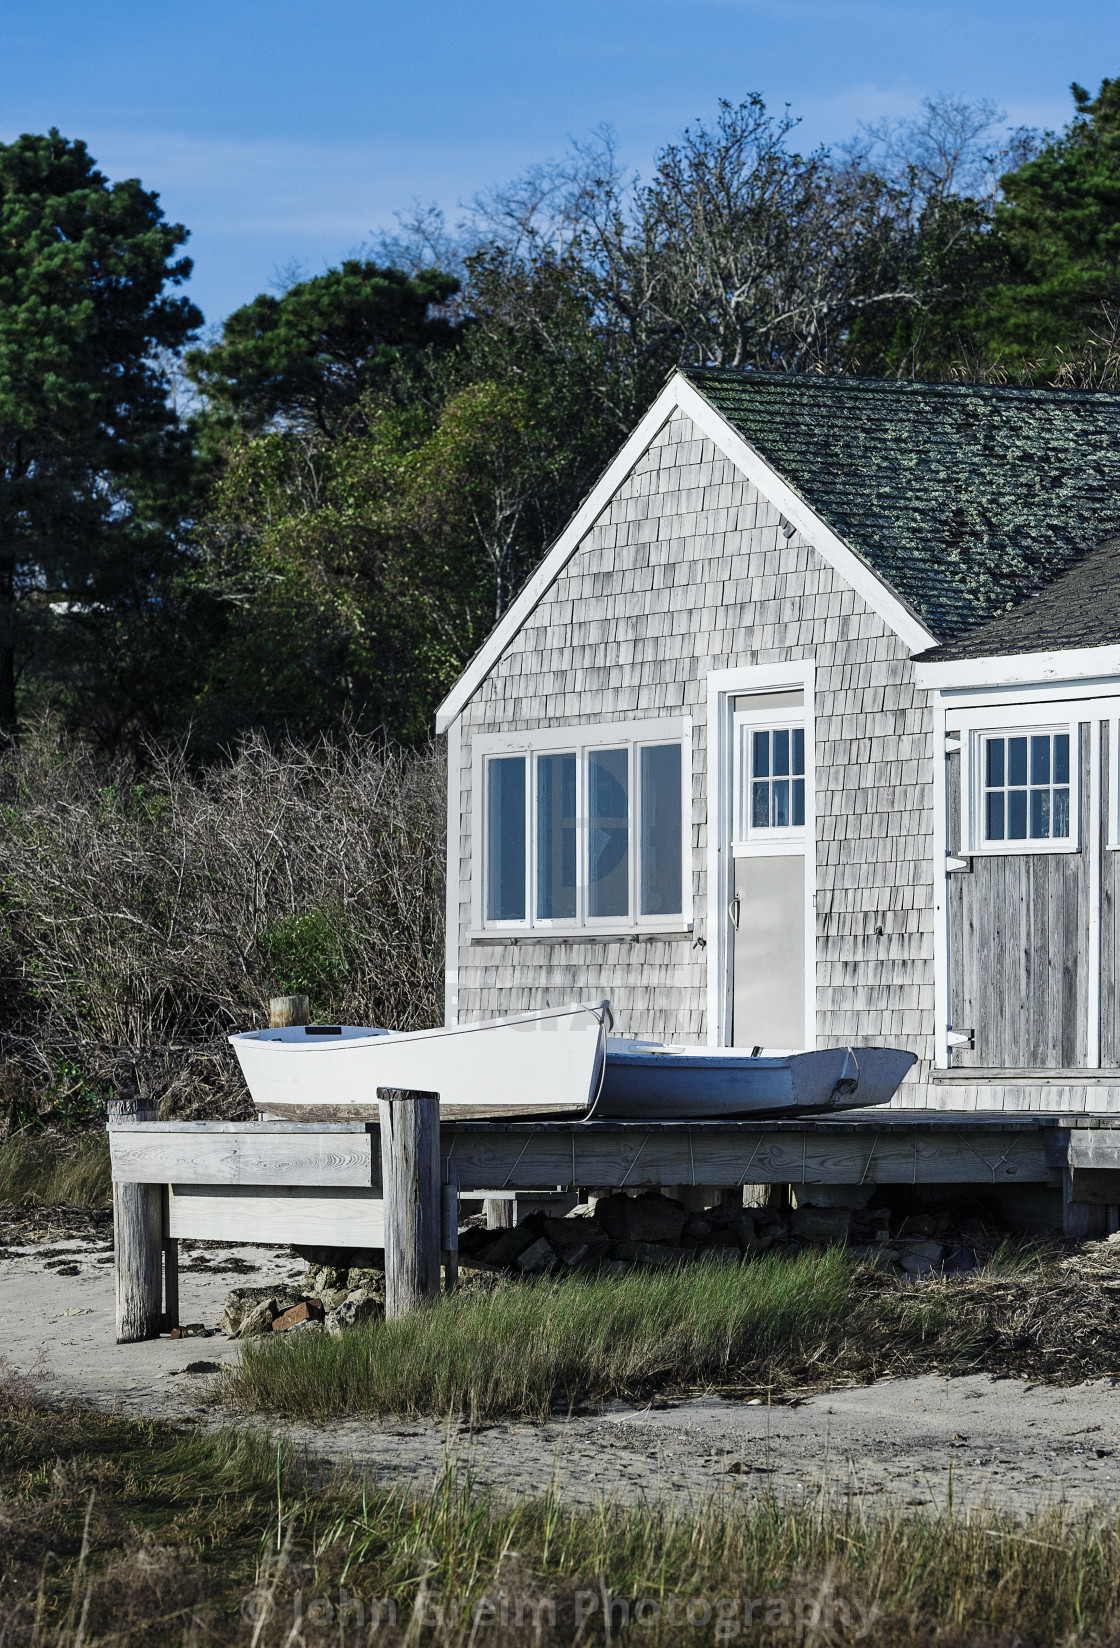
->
[{"left": 436, "top": 369, "right": 1120, "bottom": 1113}]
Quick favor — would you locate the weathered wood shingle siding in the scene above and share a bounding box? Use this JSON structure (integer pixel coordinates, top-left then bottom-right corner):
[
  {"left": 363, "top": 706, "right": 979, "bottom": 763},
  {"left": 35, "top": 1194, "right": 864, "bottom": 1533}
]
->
[{"left": 453, "top": 409, "right": 937, "bottom": 1088}]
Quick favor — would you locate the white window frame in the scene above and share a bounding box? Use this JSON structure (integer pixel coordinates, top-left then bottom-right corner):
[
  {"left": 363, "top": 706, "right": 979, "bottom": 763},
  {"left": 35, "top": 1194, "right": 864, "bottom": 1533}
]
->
[
  {"left": 470, "top": 717, "right": 692, "bottom": 938},
  {"left": 1110, "top": 718, "right": 1120, "bottom": 851},
  {"left": 733, "top": 695, "right": 809, "bottom": 856},
  {"left": 952, "top": 707, "right": 1081, "bottom": 856}
]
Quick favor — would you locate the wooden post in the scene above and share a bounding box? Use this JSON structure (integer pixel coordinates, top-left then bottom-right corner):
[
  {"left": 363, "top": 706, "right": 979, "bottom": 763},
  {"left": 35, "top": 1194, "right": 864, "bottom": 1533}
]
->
[
  {"left": 1062, "top": 1166, "right": 1111, "bottom": 1240},
  {"left": 161, "top": 1186, "right": 179, "bottom": 1333},
  {"left": 270, "top": 994, "right": 310, "bottom": 1028},
  {"left": 377, "top": 1089, "right": 441, "bottom": 1317},
  {"left": 485, "top": 1197, "right": 515, "bottom": 1229},
  {"left": 110, "top": 1097, "right": 163, "bottom": 1343},
  {"left": 442, "top": 1171, "right": 459, "bottom": 1294}
]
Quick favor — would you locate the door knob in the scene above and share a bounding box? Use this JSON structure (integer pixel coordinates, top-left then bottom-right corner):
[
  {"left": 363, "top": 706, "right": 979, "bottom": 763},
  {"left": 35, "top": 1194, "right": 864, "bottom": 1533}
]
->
[{"left": 729, "top": 895, "right": 741, "bottom": 930}]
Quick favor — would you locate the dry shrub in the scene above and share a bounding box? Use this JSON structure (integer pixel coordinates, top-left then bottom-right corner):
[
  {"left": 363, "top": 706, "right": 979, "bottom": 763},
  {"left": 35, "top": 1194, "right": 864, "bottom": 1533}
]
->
[{"left": 0, "top": 722, "right": 445, "bottom": 1117}]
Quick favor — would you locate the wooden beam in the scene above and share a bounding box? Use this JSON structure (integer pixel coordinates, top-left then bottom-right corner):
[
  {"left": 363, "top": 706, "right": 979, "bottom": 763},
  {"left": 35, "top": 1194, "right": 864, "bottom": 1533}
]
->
[
  {"left": 379, "top": 1090, "right": 441, "bottom": 1317},
  {"left": 442, "top": 1171, "right": 459, "bottom": 1293},
  {"left": 109, "top": 1129, "right": 374, "bottom": 1188},
  {"left": 439, "top": 1125, "right": 1058, "bottom": 1191},
  {"left": 270, "top": 995, "right": 309, "bottom": 1028},
  {"left": 1068, "top": 1132, "right": 1120, "bottom": 1171},
  {"left": 161, "top": 1187, "right": 179, "bottom": 1333},
  {"left": 167, "top": 1185, "right": 384, "bottom": 1246},
  {"left": 1066, "top": 1166, "right": 1120, "bottom": 1207}
]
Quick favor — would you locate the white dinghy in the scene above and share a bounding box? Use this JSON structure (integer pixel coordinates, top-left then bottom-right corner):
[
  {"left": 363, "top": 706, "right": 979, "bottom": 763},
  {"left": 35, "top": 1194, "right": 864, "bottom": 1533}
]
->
[
  {"left": 230, "top": 1001, "right": 610, "bottom": 1121},
  {"left": 231, "top": 1003, "right": 917, "bottom": 1122}
]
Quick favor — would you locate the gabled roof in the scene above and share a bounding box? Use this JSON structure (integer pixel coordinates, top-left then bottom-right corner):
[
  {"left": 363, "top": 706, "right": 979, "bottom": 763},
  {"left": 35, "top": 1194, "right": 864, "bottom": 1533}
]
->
[
  {"left": 436, "top": 367, "right": 1120, "bottom": 730},
  {"left": 914, "top": 536, "right": 1120, "bottom": 662},
  {"left": 685, "top": 368, "right": 1120, "bottom": 642}
]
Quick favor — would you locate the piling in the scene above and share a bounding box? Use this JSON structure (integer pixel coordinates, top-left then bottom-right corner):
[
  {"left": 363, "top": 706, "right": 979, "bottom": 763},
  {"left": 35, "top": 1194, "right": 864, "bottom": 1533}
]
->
[
  {"left": 110, "top": 1097, "right": 163, "bottom": 1343},
  {"left": 377, "top": 1088, "right": 441, "bottom": 1316}
]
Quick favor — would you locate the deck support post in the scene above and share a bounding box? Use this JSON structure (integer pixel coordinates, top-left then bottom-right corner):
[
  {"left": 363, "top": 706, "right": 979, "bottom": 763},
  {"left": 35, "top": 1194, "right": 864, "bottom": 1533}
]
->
[
  {"left": 161, "top": 1187, "right": 180, "bottom": 1333},
  {"left": 110, "top": 1098, "right": 163, "bottom": 1343},
  {"left": 485, "top": 1197, "right": 515, "bottom": 1229},
  {"left": 378, "top": 1089, "right": 441, "bottom": 1317},
  {"left": 1062, "top": 1165, "right": 1111, "bottom": 1240},
  {"left": 442, "top": 1171, "right": 459, "bottom": 1293}
]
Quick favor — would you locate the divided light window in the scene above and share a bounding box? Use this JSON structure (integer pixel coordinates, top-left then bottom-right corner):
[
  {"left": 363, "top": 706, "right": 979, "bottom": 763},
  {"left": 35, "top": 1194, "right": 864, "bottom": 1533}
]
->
[
  {"left": 982, "top": 731, "right": 1071, "bottom": 844},
  {"left": 481, "top": 732, "right": 686, "bottom": 931},
  {"left": 733, "top": 688, "right": 808, "bottom": 846}
]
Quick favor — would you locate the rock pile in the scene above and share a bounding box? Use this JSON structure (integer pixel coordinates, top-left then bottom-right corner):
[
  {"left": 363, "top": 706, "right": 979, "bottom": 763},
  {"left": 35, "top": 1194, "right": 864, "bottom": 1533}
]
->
[
  {"left": 217, "top": 1194, "right": 994, "bottom": 1336},
  {"left": 220, "top": 1263, "right": 385, "bottom": 1339},
  {"left": 458, "top": 1192, "right": 984, "bottom": 1280}
]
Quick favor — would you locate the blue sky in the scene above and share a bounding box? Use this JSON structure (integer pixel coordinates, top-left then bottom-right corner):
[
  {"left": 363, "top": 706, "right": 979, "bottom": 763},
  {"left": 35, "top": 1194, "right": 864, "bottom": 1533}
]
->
[{"left": 2, "top": 0, "right": 1117, "bottom": 327}]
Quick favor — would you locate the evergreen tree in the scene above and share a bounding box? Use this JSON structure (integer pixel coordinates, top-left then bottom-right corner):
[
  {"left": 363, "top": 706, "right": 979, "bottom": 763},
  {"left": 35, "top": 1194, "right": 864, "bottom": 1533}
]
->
[
  {"left": 982, "top": 79, "right": 1120, "bottom": 365},
  {"left": 0, "top": 130, "right": 200, "bottom": 730}
]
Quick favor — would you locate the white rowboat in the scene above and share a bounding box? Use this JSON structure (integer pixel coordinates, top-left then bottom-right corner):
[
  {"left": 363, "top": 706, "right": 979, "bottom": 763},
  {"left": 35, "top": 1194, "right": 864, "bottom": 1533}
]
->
[
  {"left": 230, "top": 1002, "right": 610, "bottom": 1121},
  {"left": 230, "top": 1003, "right": 917, "bottom": 1121}
]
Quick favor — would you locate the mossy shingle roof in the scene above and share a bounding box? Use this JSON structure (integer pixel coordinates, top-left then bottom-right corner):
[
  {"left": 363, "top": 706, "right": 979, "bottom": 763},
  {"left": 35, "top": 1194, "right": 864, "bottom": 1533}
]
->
[
  {"left": 915, "top": 537, "right": 1120, "bottom": 660},
  {"left": 685, "top": 367, "right": 1120, "bottom": 641}
]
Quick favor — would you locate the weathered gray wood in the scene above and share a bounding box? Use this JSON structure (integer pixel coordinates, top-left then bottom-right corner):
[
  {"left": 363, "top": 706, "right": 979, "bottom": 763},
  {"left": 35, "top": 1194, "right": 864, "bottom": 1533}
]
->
[
  {"left": 110, "top": 1114, "right": 1079, "bottom": 1198},
  {"left": 270, "top": 994, "right": 309, "bottom": 1028},
  {"left": 949, "top": 729, "right": 1091, "bottom": 1072},
  {"left": 1063, "top": 1166, "right": 1111, "bottom": 1237},
  {"left": 1069, "top": 1131, "right": 1120, "bottom": 1170},
  {"left": 378, "top": 1090, "right": 441, "bottom": 1317},
  {"left": 111, "top": 1098, "right": 162, "bottom": 1343},
  {"left": 485, "top": 1197, "right": 515, "bottom": 1229},
  {"left": 167, "top": 1185, "right": 385, "bottom": 1245},
  {"left": 109, "top": 1129, "right": 374, "bottom": 1187},
  {"left": 161, "top": 1187, "right": 179, "bottom": 1332},
  {"left": 440, "top": 1124, "right": 1059, "bottom": 1189},
  {"left": 1067, "top": 1167, "right": 1120, "bottom": 1206}
]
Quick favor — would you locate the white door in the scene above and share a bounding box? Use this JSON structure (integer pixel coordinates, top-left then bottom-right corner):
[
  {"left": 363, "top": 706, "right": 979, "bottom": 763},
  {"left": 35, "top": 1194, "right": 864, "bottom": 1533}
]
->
[{"left": 729, "top": 691, "right": 810, "bottom": 1050}]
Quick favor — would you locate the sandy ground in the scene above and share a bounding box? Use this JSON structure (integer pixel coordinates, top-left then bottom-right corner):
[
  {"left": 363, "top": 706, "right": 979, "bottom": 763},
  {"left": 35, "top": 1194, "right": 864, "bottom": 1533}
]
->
[{"left": 4, "top": 1229, "right": 1120, "bottom": 1516}]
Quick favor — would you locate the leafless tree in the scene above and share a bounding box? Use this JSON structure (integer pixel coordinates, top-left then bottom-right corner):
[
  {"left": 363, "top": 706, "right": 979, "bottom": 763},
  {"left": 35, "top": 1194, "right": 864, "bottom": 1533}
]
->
[{"left": 0, "top": 724, "right": 446, "bottom": 1116}]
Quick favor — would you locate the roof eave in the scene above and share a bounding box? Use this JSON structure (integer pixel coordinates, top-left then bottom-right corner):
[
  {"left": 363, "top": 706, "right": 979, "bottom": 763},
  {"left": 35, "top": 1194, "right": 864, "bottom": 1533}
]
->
[{"left": 914, "top": 641, "right": 1120, "bottom": 692}]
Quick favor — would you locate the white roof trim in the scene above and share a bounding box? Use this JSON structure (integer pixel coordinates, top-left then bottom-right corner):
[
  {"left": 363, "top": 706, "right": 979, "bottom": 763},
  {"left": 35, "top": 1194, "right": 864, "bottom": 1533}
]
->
[
  {"left": 915, "top": 643, "right": 1120, "bottom": 692},
  {"left": 435, "top": 370, "right": 937, "bottom": 731}
]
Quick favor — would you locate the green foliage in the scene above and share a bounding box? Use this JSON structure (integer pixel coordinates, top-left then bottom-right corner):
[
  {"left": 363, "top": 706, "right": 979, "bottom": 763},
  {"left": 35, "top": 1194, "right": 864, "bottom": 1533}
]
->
[
  {"left": 185, "top": 260, "right": 460, "bottom": 439},
  {"left": 983, "top": 78, "right": 1120, "bottom": 366},
  {"left": 260, "top": 907, "right": 352, "bottom": 1007},
  {"left": 0, "top": 129, "right": 201, "bottom": 732}
]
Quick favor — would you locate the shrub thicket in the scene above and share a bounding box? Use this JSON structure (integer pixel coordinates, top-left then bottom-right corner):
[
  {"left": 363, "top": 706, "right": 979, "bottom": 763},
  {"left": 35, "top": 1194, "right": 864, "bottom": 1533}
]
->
[{"left": 0, "top": 723, "right": 445, "bottom": 1123}]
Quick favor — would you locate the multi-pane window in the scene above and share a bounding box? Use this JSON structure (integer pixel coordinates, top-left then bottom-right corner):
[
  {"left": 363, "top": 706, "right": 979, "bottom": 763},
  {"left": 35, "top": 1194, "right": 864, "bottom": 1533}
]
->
[
  {"left": 481, "top": 732, "right": 686, "bottom": 929},
  {"left": 751, "top": 727, "right": 806, "bottom": 829},
  {"left": 983, "top": 731, "right": 1071, "bottom": 843},
  {"left": 485, "top": 756, "right": 526, "bottom": 920}
]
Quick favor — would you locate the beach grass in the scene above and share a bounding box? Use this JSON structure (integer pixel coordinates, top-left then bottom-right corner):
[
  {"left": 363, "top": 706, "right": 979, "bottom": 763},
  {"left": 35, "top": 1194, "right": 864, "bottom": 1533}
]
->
[
  {"left": 0, "top": 1128, "right": 111, "bottom": 1207},
  {"left": 3, "top": 1371, "right": 1120, "bottom": 1644},
  {"left": 222, "top": 1248, "right": 952, "bottom": 1421}
]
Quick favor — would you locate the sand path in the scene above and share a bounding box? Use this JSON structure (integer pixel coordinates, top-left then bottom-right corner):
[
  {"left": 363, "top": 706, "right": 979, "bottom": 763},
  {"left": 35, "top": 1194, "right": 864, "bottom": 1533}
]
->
[{"left": 4, "top": 1227, "right": 1120, "bottom": 1517}]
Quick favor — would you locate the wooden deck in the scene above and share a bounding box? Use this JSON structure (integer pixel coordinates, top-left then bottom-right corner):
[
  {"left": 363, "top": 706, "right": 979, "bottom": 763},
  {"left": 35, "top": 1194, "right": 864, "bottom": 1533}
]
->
[{"left": 109, "top": 1109, "right": 1120, "bottom": 1231}]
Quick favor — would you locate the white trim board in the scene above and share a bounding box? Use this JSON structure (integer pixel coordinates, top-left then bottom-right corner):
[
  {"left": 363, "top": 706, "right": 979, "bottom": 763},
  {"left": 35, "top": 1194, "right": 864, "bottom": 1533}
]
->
[
  {"left": 435, "top": 371, "right": 937, "bottom": 732},
  {"left": 915, "top": 646, "right": 1120, "bottom": 692}
]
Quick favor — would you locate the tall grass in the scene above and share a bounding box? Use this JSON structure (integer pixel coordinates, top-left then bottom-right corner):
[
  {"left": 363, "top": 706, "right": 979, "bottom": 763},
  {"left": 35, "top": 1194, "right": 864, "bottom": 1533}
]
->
[
  {"left": 225, "top": 1250, "right": 858, "bottom": 1420},
  {"left": 6, "top": 1374, "right": 1120, "bottom": 1644},
  {"left": 0, "top": 1129, "right": 111, "bottom": 1207}
]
